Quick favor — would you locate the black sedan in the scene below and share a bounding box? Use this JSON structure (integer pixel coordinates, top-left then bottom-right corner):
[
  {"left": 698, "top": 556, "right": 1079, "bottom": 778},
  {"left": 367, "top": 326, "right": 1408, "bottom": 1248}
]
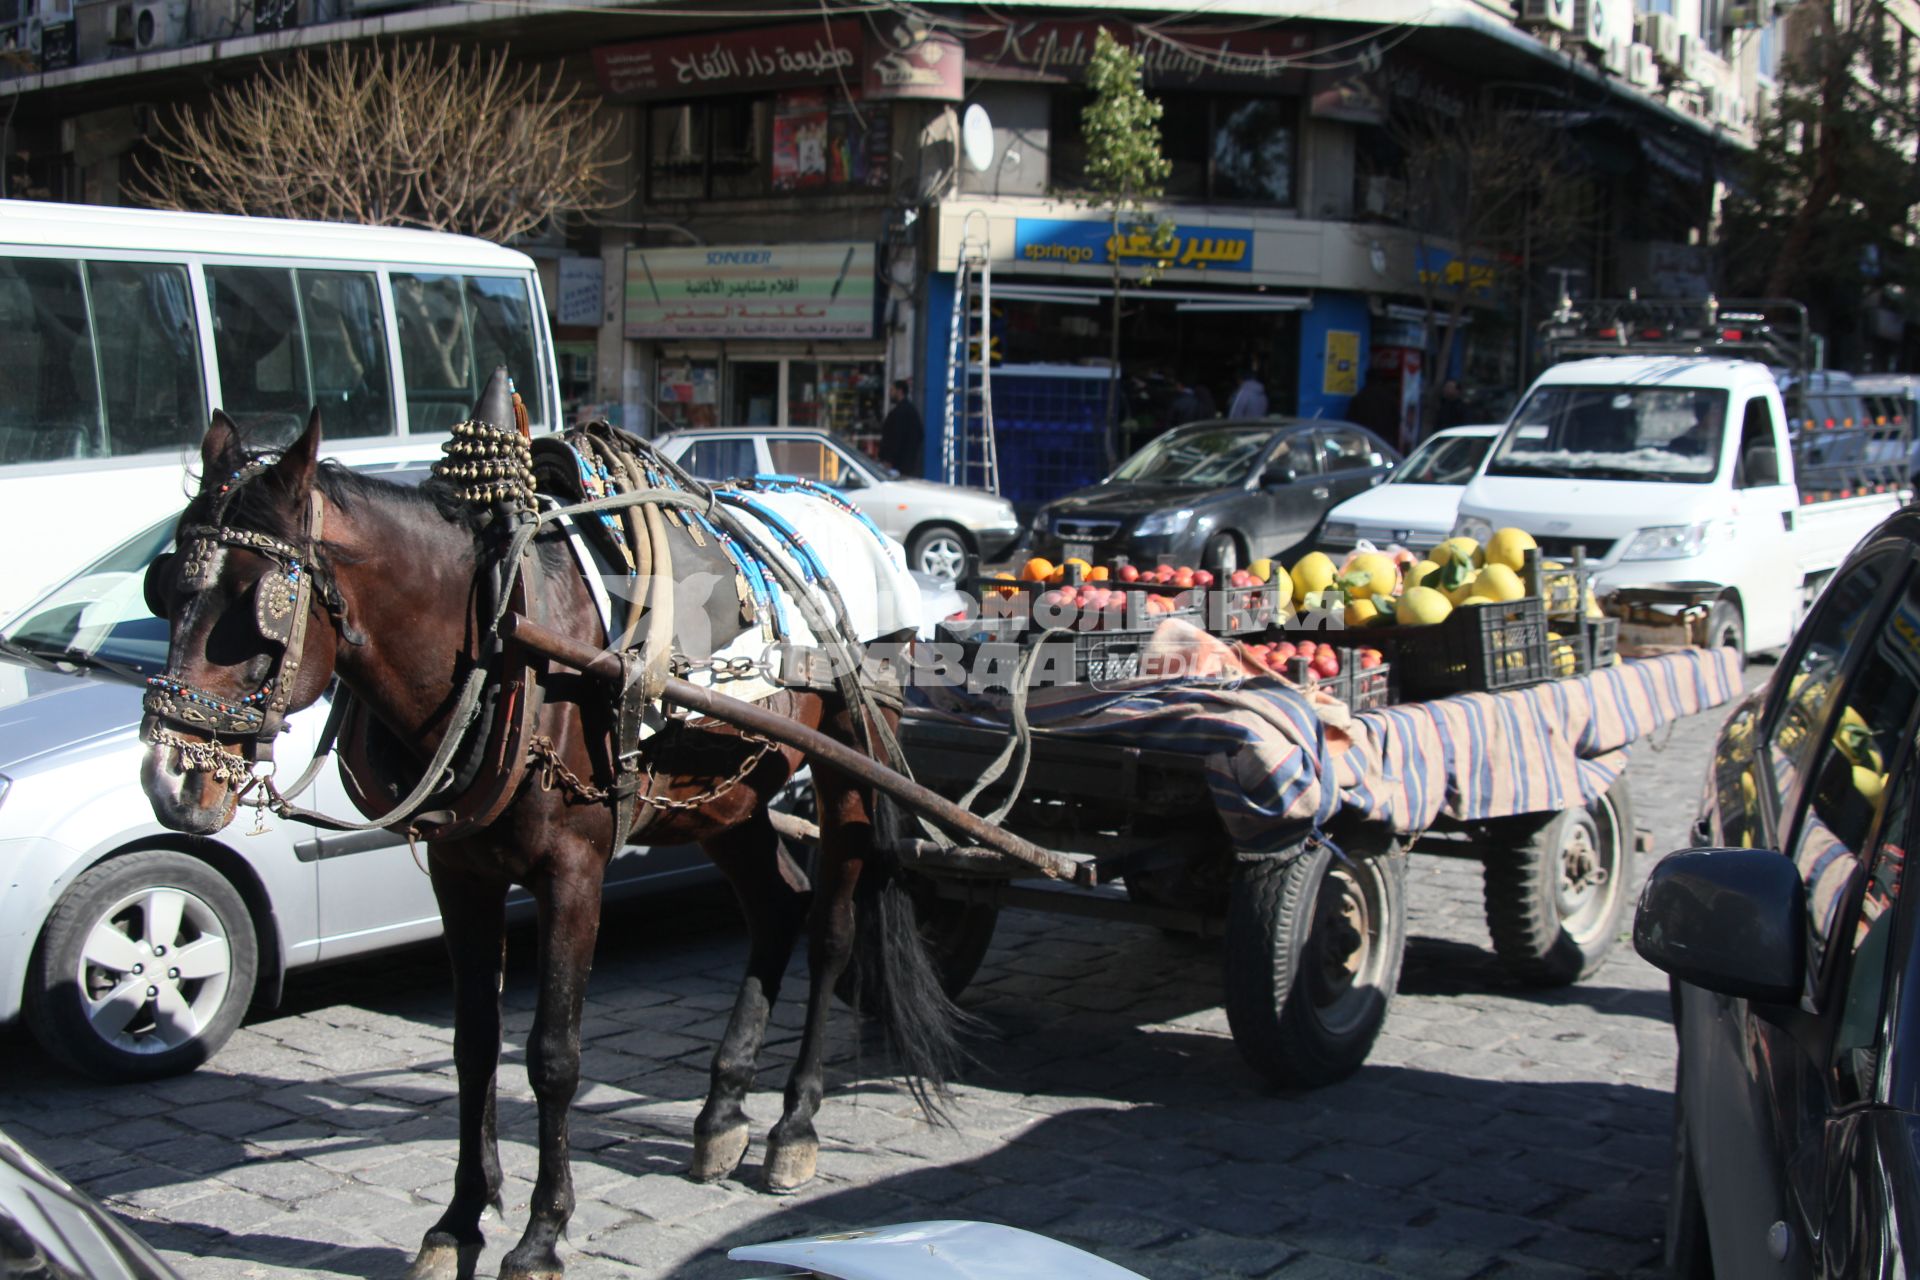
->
[
  {"left": 1635, "top": 506, "right": 1920, "bottom": 1277},
  {"left": 1023, "top": 418, "right": 1399, "bottom": 574}
]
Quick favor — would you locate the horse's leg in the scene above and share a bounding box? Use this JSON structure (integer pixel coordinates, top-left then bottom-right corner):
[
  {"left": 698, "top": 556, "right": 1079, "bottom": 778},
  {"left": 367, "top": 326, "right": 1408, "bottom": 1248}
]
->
[
  {"left": 408, "top": 866, "right": 509, "bottom": 1280},
  {"left": 691, "top": 808, "right": 809, "bottom": 1183},
  {"left": 762, "top": 766, "right": 867, "bottom": 1192},
  {"left": 498, "top": 851, "right": 606, "bottom": 1280}
]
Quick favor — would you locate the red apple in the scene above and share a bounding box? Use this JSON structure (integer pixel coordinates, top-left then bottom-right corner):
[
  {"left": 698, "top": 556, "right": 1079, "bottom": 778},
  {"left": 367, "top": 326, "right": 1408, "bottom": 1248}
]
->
[
  {"left": 1359, "top": 650, "right": 1382, "bottom": 670},
  {"left": 1118, "top": 564, "right": 1141, "bottom": 583},
  {"left": 1193, "top": 569, "right": 1215, "bottom": 588},
  {"left": 1313, "top": 651, "right": 1339, "bottom": 679},
  {"left": 1273, "top": 641, "right": 1297, "bottom": 662},
  {"left": 1297, "top": 639, "right": 1317, "bottom": 659}
]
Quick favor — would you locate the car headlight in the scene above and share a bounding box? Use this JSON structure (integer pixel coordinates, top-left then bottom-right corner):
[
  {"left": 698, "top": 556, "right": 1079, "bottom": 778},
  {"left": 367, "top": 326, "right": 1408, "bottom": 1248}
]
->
[
  {"left": 1134, "top": 508, "right": 1194, "bottom": 537},
  {"left": 1452, "top": 515, "right": 1495, "bottom": 544},
  {"left": 1621, "top": 520, "right": 1736, "bottom": 561},
  {"left": 1321, "top": 521, "right": 1359, "bottom": 545}
]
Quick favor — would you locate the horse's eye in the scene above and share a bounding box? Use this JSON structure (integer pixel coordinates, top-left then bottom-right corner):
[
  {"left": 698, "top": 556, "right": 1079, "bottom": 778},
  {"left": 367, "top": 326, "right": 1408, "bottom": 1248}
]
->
[{"left": 143, "top": 553, "right": 176, "bottom": 619}]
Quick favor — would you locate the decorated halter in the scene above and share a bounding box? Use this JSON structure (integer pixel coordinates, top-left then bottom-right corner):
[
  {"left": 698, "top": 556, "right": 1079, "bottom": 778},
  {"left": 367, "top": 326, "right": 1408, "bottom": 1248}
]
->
[{"left": 142, "top": 460, "right": 333, "bottom": 765}]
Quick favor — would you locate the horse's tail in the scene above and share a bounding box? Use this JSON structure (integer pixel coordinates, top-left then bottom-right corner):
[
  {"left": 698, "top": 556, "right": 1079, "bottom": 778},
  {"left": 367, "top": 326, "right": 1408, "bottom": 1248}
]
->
[{"left": 844, "top": 797, "right": 979, "bottom": 1121}]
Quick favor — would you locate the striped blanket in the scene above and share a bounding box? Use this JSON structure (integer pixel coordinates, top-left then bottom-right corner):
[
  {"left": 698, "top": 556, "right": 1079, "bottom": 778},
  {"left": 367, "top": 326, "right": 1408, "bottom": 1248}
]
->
[{"left": 906, "top": 626, "right": 1743, "bottom": 853}]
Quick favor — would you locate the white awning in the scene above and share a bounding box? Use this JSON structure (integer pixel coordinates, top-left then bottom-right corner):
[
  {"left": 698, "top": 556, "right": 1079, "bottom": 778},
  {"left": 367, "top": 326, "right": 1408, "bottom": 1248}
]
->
[{"left": 990, "top": 281, "right": 1313, "bottom": 313}]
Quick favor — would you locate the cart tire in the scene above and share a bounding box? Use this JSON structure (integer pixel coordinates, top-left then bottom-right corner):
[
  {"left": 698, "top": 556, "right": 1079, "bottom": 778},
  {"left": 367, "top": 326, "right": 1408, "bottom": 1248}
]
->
[
  {"left": 836, "top": 874, "right": 999, "bottom": 1012},
  {"left": 1224, "top": 843, "right": 1406, "bottom": 1088},
  {"left": 1482, "top": 778, "right": 1636, "bottom": 986}
]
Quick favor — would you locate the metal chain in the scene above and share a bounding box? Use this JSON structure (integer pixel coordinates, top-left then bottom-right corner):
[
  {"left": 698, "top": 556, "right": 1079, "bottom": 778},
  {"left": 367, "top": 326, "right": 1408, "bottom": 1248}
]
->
[
  {"left": 145, "top": 725, "right": 254, "bottom": 787},
  {"left": 527, "top": 731, "right": 780, "bottom": 812},
  {"left": 670, "top": 654, "right": 777, "bottom": 681}
]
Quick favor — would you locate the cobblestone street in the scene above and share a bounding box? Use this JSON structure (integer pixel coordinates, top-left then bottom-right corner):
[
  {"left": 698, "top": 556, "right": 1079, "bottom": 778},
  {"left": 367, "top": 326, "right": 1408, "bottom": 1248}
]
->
[{"left": 2, "top": 675, "right": 1747, "bottom": 1280}]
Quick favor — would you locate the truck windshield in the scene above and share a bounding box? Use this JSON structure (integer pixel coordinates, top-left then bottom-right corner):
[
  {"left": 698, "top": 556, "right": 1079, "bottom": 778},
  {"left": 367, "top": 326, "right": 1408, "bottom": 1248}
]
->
[{"left": 1487, "top": 387, "right": 1727, "bottom": 483}]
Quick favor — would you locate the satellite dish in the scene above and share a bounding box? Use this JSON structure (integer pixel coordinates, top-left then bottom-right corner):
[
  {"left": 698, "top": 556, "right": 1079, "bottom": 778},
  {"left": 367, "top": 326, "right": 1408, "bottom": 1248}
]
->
[{"left": 961, "top": 103, "right": 995, "bottom": 173}]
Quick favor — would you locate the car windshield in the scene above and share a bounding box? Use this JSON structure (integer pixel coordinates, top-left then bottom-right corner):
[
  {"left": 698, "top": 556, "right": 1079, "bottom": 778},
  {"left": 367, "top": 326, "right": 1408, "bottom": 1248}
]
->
[
  {"left": 2, "top": 515, "right": 177, "bottom": 679},
  {"left": 0, "top": 464, "right": 431, "bottom": 683},
  {"left": 1487, "top": 386, "right": 1727, "bottom": 483},
  {"left": 1390, "top": 433, "right": 1492, "bottom": 485},
  {"left": 1110, "top": 425, "right": 1276, "bottom": 486}
]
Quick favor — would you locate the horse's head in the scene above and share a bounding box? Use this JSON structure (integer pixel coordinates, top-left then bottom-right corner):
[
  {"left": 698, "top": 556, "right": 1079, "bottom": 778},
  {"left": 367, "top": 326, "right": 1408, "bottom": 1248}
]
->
[{"left": 141, "top": 407, "right": 348, "bottom": 833}]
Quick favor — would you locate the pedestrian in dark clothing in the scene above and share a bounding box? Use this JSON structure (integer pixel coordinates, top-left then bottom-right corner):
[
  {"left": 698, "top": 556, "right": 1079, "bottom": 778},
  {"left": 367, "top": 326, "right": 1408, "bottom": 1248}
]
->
[
  {"left": 878, "top": 378, "right": 923, "bottom": 478},
  {"left": 1345, "top": 377, "right": 1400, "bottom": 438},
  {"left": 1167, "top": 378, "right": 1203, "bottom": 427},
  {"left": 1435, "top": 378, "right": 1471, "bottom": 431},
  {"left": 1194, "top": 381, "right": 1218, "bottom": 420}
]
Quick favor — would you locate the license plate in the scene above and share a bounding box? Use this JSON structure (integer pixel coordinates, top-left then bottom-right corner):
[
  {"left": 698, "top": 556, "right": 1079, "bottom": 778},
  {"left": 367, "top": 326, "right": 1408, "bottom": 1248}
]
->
[{"left": 1062, "top": 541, "right": 1094, "bottom": 563}]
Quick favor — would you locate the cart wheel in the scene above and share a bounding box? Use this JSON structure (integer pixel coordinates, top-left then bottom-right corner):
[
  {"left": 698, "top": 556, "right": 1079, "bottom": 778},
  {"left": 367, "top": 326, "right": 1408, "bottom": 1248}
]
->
[
  {"left": 836, "top": 872, "right": 999, "bottom": 1013},
  {"left": 1482, "top": 778, "right": 1636, "bottom": 986},
  {"left": 1224, "top": 843, "right": 1406, "bottom": 1088}
]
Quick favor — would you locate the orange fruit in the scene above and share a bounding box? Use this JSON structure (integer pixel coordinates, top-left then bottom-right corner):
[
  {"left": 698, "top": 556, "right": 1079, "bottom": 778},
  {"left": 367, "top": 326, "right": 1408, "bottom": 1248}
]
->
[
  {"left": 990, "top": 570, "right": 1018, "bottom": 598},
  {"left": 1087, "top": 565, "right": 1110, "bottom": 581},
  {"left": 1021, "top": 557, "right": 1055, "bottom": 582}
]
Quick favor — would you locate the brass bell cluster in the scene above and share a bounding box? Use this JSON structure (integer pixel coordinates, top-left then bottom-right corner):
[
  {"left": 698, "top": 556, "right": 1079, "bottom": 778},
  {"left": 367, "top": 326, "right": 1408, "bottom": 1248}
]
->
[{"left": 434, "top": 419, "right": 536, "bottom": 513}]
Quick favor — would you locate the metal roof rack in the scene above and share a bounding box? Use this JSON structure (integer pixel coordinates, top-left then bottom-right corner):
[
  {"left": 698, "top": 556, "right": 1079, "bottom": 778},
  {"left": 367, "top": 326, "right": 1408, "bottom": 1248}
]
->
[{"left": 1540, "top": 295, "right": 1813, "bottom": 375}]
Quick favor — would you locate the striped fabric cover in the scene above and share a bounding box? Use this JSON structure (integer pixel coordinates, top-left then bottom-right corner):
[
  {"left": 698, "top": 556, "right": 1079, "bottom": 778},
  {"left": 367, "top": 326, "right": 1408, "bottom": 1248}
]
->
[{"left": 907, "top": 645, "right": 1743, "bottom": 853}]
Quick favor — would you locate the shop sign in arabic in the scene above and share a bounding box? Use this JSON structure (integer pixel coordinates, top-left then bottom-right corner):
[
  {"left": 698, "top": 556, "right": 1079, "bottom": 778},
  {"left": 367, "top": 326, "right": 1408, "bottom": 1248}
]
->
[
  {"left": 593, "top": 20, "right": 862, "bottom": 100},
  {"left": 625, "top": 243, "right": 875, "bottom": 339},
  {"left": 1415, "top": 245, "right": 1496, "bottom": 297},
  {"left": 968, "top": 20, "right": 1310, "bottom": 89},
  {"left": 1012, "top": 219, "right": 1253, "bottom": 273}
]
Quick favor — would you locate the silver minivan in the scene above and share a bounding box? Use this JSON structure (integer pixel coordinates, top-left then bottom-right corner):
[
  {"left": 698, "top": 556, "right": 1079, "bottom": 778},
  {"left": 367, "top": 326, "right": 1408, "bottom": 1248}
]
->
[{"left": 0, "top": 470, "right": 728, "bottom": 1082}]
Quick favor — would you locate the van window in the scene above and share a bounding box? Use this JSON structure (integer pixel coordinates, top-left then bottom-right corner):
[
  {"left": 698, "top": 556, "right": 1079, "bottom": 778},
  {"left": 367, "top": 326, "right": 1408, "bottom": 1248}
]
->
[
  {"left": 1735, "top": 398, "right": 1777, "bottom": 488},
  {"left": 0, "top": 256, "right": 101, "bottom": 462},
  {"left": 298, "top": 271, "right": 393, "bottom": 440},
  {"left": 393, "top": 273, "right": 547, "bottom": 435},
  {"left": 208, "top": 267, "right": 396, "bottom": 443},
  {"left": 88, "top": 262, "right": 207, "bottom": 456}
]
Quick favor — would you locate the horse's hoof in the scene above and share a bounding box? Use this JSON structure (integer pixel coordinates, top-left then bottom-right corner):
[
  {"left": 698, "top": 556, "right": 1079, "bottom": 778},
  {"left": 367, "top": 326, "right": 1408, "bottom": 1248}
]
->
[
  {"left": 499, "top": 1247, "right": 564, "bottom": 1280},
  {"left": 762, "top": 1139, "right": 818, "bottom": 1192},
  {"left": 689, "top": 1123, "right": 751, "bottom": 1183},
  {"left": 406, "top": 1233, "right": 483, "bottom": 1280}
]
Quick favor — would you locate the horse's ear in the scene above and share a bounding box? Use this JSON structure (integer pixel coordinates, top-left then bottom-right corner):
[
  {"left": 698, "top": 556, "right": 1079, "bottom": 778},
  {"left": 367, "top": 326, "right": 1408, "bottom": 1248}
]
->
[
  {"left": 200, "top": 410, "right": 241, "bottom": 483},
  {"left": 267, "top": 406, "right": 324, "bottom": 497}
]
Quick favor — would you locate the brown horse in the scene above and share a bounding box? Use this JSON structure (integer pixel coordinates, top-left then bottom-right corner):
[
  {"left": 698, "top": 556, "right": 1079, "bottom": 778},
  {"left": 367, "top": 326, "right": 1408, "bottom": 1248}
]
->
[{"left": 138, "top": 394, "right": 964, "bottom": 1280}]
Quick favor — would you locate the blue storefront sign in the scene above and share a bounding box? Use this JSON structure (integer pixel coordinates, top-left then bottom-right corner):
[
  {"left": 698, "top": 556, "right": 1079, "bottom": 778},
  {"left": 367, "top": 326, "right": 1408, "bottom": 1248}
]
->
[{"left": 1013, "top": 219, "right": 1253, "bottom": 273}]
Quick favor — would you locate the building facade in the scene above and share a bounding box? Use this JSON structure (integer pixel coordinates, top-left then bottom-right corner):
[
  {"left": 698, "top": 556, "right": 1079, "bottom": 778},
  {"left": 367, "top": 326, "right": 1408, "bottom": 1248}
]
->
[{"left": 1, "top": 0, "right": 1802, "bottom": 500}]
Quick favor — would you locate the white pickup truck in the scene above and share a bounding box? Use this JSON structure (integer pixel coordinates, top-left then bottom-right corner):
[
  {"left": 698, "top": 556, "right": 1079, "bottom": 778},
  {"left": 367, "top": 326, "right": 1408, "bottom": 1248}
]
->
[{"left": 1451, "top": 354, "right": 1910, "bottom": 656}]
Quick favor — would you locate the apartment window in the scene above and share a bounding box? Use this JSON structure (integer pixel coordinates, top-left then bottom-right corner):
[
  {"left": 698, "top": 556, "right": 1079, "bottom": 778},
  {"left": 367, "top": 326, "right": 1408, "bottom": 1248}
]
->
[
  {"left": 646, "top": 91, "right": 890, "bottom": 200},
  {"left": 1051, "top": 91, "right": 1298, "bottom": 207}
]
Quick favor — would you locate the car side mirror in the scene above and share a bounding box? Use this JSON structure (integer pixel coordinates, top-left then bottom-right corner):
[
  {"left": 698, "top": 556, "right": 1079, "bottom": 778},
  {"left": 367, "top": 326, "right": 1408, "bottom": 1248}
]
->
[
  {"left": 1743, "top": 444, "right": 1780, "bottom": 487},
  {"left": 1633, "top": 847, "right": 1805, "bottom": 1003},
  {"left": 836, "top": 469, "right": 867, "bottom": 491},
  {"left": 1262, "top": 467, "right": 1297, "bottom": 488}
]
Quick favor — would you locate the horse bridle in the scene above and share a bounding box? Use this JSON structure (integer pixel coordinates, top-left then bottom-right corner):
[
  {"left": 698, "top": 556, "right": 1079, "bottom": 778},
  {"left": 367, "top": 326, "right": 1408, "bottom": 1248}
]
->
[{"left": 142, "top": 461, "right": 340, "bottom": 766}]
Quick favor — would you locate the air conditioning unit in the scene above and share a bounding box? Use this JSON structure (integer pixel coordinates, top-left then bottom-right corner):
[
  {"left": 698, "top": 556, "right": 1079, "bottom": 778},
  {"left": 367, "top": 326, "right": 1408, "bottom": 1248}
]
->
[
  {"left": 102, "top": 0, "right": 134, "bottom": 46},
  {"left": 1602, "top": 37, "right": 1629, "bottom": 72},
  {"left": 1641, "top": 11, "right": 1682, "bottom": 67},
  {"left": 34, "top": 0, "right": 75, "bottom": 20},
  {"left": 1521, "top": 0, "right": 1575, "bottom": 32},
  {"left": 133, "top": 0, "right": 183, "bottom": 49},
  {"left": 1573, "top": 0, "right": 1627, "bottom": 52},
  {"left": 1627, "top": 41, "right": 1659, "bottom": 86},
  {"left": 27, "top": 11, "right": 73, "bottom": 66},
  {"left": 1677, "top": 32, "right": 1710, "bottom": 83}
]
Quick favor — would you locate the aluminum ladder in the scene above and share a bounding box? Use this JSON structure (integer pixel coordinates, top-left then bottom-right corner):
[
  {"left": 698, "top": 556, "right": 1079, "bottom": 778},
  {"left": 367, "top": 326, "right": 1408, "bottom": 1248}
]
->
[{"left": 941, "top": 211, "right": 999, "bottom": 493}]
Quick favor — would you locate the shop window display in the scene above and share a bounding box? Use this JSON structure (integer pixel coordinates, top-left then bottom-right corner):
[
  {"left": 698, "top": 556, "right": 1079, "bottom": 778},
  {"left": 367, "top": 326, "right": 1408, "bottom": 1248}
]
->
[
  {"left": 657, "top": 358, "right": 719, "bottom": 430},
  {"left": 647, "top": 90, "right": 888, "bottom": 201}
]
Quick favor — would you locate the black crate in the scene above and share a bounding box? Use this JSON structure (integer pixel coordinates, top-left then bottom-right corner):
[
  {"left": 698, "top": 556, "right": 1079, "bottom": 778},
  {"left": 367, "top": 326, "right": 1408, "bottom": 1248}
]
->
[
  {"left": 1377, "top": 597, "right": 1554, "bottom": 697},
  {"left": 1271, "top": 645, "right": 1393, "bottom": 710},
  {"left": 935, "top": 609, "right": 1197, "bottom": 689}
]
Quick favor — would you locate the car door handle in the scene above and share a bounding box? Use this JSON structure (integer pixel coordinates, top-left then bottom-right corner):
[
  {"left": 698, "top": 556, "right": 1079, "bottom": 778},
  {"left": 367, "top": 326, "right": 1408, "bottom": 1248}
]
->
[{"left": 1311, "top": 487, "right": 1329, "bottom": 500}]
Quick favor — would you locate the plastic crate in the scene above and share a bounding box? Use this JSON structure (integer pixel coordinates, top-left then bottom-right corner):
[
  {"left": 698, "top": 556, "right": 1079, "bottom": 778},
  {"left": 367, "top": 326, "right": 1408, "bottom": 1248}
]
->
[
  {"left": 1268, "top": 645, "right": 1392, "bottom": 710},
  {"left": 936, "top": 609, "right": 1198, "bottom": 688},
  {"left": 1378, "top": 597, "right": 1553, "bottom": 697},
  {"left": 1120, "top": 576, "right": 1279, "bottom": 636}
]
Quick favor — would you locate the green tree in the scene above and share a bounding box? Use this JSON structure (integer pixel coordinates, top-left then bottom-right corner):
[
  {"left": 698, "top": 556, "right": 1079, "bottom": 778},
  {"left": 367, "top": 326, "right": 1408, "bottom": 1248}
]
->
[
  {"left": 1718, "top": 2, "right": 1920, "bottom": 362},
  {"left": 1079, "top": 28, "right": 1172, "bottom": 464}
]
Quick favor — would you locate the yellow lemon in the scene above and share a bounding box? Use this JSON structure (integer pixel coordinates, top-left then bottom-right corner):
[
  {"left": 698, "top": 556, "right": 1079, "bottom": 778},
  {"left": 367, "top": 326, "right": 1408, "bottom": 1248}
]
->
[
  {"left": 1484, "top": 527, "right": 1537, "bottom": 573},
  {"left": 1585, "top": 587, "right": 1604, "bottom": 619},
  {"left": 1291, "top": 552, "right": 1337, "bottom": 601},
  {"left": 1395, "top": 586, "right": 1453, "bottom": 625},
  {"left": 1475, "top": 562, "right": 1525, "bottom": 603},
  {"left": 1855, "top": 765, "right": 1887, "bottom": 801},
  {"left": 1438, "top": 536, "right": 1484, "bottom": 569},
  {"left": 1346, "top": 597, "right": 1381, "bottom": 628},
  {"left": 1445, "top": 570, "right": 1482, "bottom": 606},
  {"left": 1407, "top": 559, "right": 1443, "bottom": 590},
  {"left": 1248, "top": 558, "right": 1275, "bottom": 583},
  {"left": 1460, "top": 595, "right": 1498, "bottom": 607},
  {"left": 1341, "top": 551, "right": 1400, "bottom": 600},
  {"left": 1267, "top": 568, "right": 1293, "bottom": 613}
]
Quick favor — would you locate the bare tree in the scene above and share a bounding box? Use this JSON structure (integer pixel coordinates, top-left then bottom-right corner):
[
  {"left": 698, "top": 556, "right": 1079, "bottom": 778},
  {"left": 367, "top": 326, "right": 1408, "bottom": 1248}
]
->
[
  {"left": 139, "top": 42, "right": 616, "bottom": 241},
  {"left": 1385, "top": 96, "right": 1593, "bottom": 427}
]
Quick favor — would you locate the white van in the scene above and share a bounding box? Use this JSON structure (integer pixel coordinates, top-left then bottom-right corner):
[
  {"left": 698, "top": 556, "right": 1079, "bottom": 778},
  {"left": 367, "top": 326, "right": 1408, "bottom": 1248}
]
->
[{"left": 0, "top": 200, "right": 560, "bottom": 616}]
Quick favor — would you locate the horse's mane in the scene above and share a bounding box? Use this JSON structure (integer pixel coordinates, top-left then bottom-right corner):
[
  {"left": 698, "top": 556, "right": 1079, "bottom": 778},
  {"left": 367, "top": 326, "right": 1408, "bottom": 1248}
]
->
[{"left": 185, "top": 449, "right": 481, "bottom": 552}]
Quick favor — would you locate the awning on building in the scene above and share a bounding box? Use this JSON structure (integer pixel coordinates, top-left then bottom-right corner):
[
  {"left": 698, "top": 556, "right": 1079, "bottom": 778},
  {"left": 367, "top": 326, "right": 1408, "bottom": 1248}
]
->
[{"left": 990, "top": 281, "right": 1313, "bottom": 313}]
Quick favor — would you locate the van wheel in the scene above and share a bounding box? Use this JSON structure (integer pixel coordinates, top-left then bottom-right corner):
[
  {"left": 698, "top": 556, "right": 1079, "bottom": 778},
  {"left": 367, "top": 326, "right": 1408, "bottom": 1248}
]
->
[
  {"left": 1707, "top": 600, "right": 1745, "bottom": 666},
  {"left": 25, "top": 851, "right": 257, "bottom": 1081}
]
